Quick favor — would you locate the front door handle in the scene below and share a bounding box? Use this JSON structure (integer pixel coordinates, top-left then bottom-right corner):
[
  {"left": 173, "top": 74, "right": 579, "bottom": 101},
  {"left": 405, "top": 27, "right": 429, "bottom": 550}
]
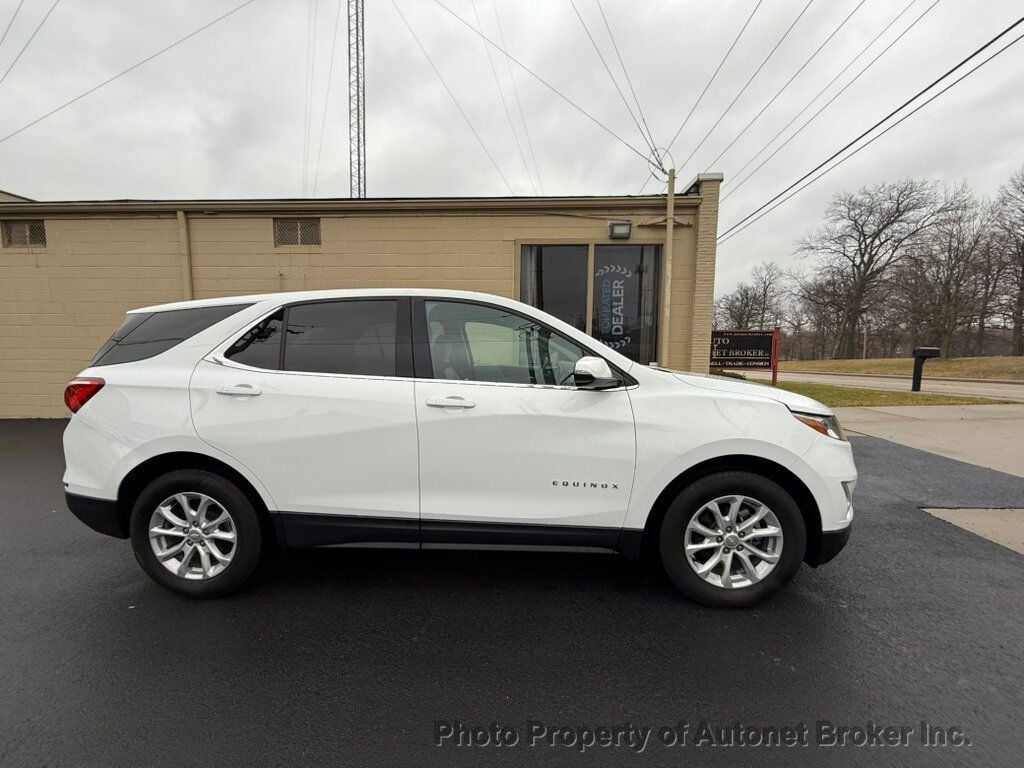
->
[
  {"left": 425, "top": 396, "right": 475, "bottom": 409},
  {"left": 217, "top": 384, "right": 262, "bottom": 397}
]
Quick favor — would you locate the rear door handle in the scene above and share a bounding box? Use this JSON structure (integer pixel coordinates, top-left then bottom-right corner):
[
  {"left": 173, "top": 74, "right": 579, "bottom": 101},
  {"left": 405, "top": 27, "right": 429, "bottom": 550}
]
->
[
  {"left": 217, "top": 384, "right": 262, "bottom": 397},
  {"left": 425, "top": 396, "right": 475, "bottom": 409}
]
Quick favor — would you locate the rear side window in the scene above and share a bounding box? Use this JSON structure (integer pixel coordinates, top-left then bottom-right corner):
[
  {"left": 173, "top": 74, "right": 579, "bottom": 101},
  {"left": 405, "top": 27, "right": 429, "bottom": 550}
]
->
[
  {"left": 284, "top": 301, "right": 397, "bottom": 376},
  {"left": 225, "top": 300, "right": 399, "bottom": 376},
  {"left": 92, "top": 304, "right": 251, "bottom": 366},
  {"left": 224, "top": 310, "right": 284, "bottom": 369}
]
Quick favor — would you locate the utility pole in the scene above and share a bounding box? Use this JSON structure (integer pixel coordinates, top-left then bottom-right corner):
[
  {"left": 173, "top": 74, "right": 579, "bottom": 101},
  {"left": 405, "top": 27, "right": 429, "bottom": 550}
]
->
[
  {"left": 657, "top": 168, "right": 675, "bottom": 366},
  {"left": 348, "top": 0, "right": 365, "bottom": 198}
]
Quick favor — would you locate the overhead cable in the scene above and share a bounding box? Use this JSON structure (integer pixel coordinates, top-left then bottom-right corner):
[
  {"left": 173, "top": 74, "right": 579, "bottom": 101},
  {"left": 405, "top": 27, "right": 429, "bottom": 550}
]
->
[
  {"left": 717, "top": 15, "right": 1024, "bottom": 242},
  {"left": 0, "top": 0, "right": 259, "bottom": 147},
  {"left": 392, "top": 0, "right": 514, "bottom": 194}
]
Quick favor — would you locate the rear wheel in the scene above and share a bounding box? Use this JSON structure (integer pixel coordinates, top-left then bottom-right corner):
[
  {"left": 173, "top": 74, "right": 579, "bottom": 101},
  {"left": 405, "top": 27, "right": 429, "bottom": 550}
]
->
[
  {"left": 659, "top": 471, "right": 806, "bottom": 607},
  {"left": 129, "top": 470, "right": 263, "bottom": 598}
]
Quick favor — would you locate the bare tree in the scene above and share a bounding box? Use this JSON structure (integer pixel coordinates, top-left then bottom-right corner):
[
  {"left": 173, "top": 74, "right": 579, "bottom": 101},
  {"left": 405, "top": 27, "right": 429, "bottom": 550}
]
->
[
  {"left": 972, "top": 203, "right": 1010, "bottom": 355},
  {"left": 796, "top": 179, "right": 961, "bottom": 358},
  {"left": 996, "top": 165, "right": 1024, "bottom": 355},
  {"left": 715, "top": 261, "right": 785, "bottom": 330},
  {"left": 897, "top": 186, "right": 989, "bottom": 356},
  {"left": 750, "top": 261, "right": 785, "bottom": 328},
  {"left": 715, "top": 284, "right": 759, "bottom": 329}
]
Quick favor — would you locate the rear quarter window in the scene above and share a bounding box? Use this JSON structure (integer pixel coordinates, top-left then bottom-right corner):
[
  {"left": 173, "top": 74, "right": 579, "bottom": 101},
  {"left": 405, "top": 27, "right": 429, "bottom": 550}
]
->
[{"left": 92, "top": 304, "right": 252, "bottom": 366}]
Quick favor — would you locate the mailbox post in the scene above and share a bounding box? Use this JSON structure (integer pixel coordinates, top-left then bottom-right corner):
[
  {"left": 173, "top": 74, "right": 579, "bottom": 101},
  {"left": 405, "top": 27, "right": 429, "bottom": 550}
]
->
[{"left": 911, "top": 346, "right": 940, "bottom": 392}]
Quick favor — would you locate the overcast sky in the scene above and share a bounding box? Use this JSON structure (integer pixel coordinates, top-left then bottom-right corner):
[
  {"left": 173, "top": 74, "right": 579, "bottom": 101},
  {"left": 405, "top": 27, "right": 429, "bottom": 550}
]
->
[{"left": 0, "top": 0, "right": 1021, "bottom": 294}]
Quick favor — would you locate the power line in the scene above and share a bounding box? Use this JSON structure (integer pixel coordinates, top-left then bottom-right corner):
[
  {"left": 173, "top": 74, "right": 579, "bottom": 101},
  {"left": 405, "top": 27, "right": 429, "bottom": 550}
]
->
[
  {"left": 471, "top": 0, "right": 535, "bottom": 194},
  {"left": 431, "top": 0, "right": 650, "bottom": 165},
  {"left": 596, "top": 0, "right": 658, "bottom": 163},
  {"left": 492, "top": 0, "right": 543, "bottom": 193},
  {"left": 704, "top": 0, "right": 868, "bottom": 172},
  {"left": 312, "top": 0, "right": 344, "bottom": 196},
  {"left": 638, "top": 0, "right": 763, "bottom": 193},
  {"left": 0, "top": 0, "right": 26, "bottom": 55},
  {"left": 662, "top": 0, "right": 763, "bottom": 158},
  {"left": 391, "top": 0, "right": 514, "bottom": 194},
  {"left": 0, "top": 0, "right": 60, "bottom": 90},
  {"left": 676, "top": 0, "right": 815, "bottom": 175},
  {"left": 718, "top": 30, "right": 1024, "bottom": 245},
  {"left": 722, "top": 0, "right": 942, "bottom": 202},
  {"left": 569, "top": 0, "right": 653, "bottom": 155},
  {"left": 717, "top": 15, "right": 1024, "bottom": 242},
  {"left": 0, "top": 0, "right": 259, "bottom": 147}
]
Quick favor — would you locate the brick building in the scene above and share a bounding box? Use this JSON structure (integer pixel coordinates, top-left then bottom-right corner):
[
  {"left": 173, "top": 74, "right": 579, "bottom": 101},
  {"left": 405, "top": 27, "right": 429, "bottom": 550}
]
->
[{"left": 0, "top": 175, "right": 721, "bottom": 418}]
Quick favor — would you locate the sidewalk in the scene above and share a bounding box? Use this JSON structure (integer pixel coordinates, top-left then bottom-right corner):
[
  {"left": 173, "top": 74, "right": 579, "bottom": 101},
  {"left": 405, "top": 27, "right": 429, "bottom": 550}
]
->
[{"left": 837, "top": 404, "right": 1024, "bottom": 478}]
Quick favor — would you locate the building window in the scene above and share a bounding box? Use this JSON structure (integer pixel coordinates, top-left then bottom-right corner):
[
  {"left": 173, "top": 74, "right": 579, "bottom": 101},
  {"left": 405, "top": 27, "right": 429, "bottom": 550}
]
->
[
  {"left": 2, "top": 219, "right": 46, "bottom": 247},
  {"left": 592, "top": 244, "right": 660, "bottom": 364},
  {"left": 520, "top": 246, "right": 589, "bottom": 332},
  {"left": 273, "top": 217, "right": 321, "bottom": 246},
  {"left": 520, "top": 243, "right": 660, "bottom": 364}
]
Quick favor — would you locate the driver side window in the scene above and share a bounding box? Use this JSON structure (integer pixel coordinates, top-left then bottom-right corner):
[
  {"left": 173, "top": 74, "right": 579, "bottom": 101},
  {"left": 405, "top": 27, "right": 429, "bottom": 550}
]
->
[{"left": 425, "top": 301, "right": 586, "bottom": 386}]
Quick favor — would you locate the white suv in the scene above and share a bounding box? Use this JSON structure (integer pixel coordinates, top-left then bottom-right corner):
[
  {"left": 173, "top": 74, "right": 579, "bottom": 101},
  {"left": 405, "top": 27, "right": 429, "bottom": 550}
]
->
[{"left": 63, "top": 289, "right": 855, "bottom": 606}]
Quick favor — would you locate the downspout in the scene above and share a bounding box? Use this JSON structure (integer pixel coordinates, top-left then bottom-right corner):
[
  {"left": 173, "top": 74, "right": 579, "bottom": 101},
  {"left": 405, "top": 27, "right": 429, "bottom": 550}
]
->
[{"left": 176, "top": 210, "right": 194, "bottom": 300}]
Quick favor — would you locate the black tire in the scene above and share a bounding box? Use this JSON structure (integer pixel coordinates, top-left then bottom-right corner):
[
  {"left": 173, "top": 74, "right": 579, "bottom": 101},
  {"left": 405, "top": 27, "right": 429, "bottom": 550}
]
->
[
  {"left": 129, "top": 470, "right": 263, "bottom": 598},
  {"left": 659, "top": 471, "right": 806, "bottom": 608}
]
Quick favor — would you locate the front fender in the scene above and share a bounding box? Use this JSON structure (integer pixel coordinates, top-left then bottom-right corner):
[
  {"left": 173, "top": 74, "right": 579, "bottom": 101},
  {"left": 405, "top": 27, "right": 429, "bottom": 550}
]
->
[{"left": 623, "top": 436, "right": 806, "bottom": 530}]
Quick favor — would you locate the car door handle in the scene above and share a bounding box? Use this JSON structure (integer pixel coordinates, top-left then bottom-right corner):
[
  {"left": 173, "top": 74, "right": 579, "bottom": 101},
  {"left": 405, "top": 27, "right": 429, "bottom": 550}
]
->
[
  {"left": 425, "top": 396, "right": 475, "bottom": 409},
  {"left": 217, "top": 384, "right": 262, "bottom": 397}
]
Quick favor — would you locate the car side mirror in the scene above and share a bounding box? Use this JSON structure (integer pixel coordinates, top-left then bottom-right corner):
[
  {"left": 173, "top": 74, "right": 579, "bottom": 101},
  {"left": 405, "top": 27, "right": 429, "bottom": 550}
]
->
[{"left": 573, "top": 356, "right": 621, "bottom": 390}]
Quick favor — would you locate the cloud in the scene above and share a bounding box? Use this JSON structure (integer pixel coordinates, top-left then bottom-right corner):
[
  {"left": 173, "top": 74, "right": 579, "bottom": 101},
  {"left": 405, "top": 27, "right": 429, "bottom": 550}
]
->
[{"left": 0, "top": 0, "right": 1020, "bottom": 292}]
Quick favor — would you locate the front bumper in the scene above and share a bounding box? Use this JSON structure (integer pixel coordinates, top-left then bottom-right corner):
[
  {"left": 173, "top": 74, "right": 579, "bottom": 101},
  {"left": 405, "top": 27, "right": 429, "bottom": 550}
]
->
[
  {"left": 65, "top": 492, "right": 127, "bottom": 539},
  {"left": 806, "top": 523, "right": 851, "bottom": 567}
]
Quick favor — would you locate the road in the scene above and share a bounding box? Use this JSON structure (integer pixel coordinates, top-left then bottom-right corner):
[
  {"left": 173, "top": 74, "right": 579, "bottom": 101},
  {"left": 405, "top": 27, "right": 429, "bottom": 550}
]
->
[
  {"left": 3, "top": 420, "right": 1024, "bottom": 767},
  {"left": 747, "top": 370, "right": 1024, "bottom": 401}
]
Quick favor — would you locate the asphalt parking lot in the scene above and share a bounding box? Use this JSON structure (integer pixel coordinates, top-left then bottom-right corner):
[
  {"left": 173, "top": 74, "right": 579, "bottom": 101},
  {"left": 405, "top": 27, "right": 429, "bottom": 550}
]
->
[{"left": 3, "top": 420, "right": 1024, "bottom": 767}]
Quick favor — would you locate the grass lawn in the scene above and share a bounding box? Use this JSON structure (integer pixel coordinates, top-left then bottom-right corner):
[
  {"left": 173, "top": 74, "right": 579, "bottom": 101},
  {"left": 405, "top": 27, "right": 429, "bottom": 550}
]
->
[
  {"left": 779, "top": 356, "right": 1024, "bottom": 380},
  {"left": 771, "top": 381, "right": 1008, "bottom": 408}
]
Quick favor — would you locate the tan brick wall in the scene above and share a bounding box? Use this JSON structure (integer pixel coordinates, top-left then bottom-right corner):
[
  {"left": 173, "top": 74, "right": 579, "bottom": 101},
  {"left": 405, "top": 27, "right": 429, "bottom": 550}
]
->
[
  {"left": 1, "top": 216, "right": 183, "bottom": 417},
  {"left": 0, "top": 200, "right": 713, "bottom": 417}
]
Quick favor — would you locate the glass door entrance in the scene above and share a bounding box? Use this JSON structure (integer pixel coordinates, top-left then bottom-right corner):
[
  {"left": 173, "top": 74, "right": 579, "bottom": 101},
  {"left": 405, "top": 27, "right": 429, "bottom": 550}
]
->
[{"left": 521, "top": 244, "right": 660, "bottom": 364}]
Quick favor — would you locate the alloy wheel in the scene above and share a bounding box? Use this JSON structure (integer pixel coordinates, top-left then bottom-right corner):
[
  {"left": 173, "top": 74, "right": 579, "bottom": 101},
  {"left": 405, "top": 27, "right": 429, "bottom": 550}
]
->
[
  {"left": 683, "top": 494, "right": 783, "bottom": 589},
  {"left": 148, "top": 492, "right": 237, "bottom": 580}
]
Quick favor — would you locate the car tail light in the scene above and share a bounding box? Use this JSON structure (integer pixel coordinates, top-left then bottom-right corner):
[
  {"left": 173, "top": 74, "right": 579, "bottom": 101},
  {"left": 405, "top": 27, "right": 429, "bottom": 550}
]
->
[{"left": 64, "top": 377, "right": 105, "bottom": 413}]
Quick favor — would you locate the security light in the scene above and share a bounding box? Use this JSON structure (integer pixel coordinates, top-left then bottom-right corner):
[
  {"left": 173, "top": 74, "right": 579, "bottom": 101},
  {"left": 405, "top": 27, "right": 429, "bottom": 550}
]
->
[{"left": 608, "top": 221, "right": 631, "bottom": 240}]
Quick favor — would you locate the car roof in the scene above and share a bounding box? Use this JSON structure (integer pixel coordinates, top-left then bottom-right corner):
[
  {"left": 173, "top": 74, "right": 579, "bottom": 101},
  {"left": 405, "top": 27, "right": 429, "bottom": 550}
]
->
[{"left": 130, "top": 288, "right": 516, "bottom": 314}]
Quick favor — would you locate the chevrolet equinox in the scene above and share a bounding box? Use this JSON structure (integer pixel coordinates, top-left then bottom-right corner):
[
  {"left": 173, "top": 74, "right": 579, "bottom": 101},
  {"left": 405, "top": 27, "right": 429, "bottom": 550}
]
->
[{"left": 62, "top": 289, "right": 855, "bottom": 606}]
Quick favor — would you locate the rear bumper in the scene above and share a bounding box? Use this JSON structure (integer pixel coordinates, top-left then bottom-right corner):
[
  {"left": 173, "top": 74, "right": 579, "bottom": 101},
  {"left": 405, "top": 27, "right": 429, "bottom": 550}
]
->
[
  {"left": 65, "top": 492, "right": 127, "bottom": 539},
  {"left": 806, "top": 523, "right": 851, "bottom": 567}
]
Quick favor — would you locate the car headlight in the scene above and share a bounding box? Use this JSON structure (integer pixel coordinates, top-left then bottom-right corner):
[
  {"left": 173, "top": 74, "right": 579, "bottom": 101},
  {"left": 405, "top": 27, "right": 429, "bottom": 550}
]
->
[{"left": 792, "top": 411, "right": 846, "bottom": 441}]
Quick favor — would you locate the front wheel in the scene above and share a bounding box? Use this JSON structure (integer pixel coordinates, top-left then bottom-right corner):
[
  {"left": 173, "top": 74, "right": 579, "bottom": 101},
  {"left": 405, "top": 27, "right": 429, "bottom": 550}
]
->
[
  {"left": 129, "top": 470, "right": 263, "bottom": 598},
  {"left": 659, "top": 471, "right": 806, "bottom": 607}
]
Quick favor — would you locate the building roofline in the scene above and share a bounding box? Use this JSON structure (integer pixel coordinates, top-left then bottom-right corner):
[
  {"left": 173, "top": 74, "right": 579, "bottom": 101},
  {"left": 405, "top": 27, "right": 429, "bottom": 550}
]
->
[
  {"left": 0, "top": 188, "right": 33, "bottom": 202},
  {"left": 0, "top": 193, "right": 702, "bottom": 217}
]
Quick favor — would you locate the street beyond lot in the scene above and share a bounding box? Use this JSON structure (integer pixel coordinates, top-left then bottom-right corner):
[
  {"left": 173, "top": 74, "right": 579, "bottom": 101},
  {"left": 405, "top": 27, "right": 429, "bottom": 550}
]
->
[
  {"left": 3, "top": 420, "right": 1024, "bottom": 767},
  {"left": 749, "top": 369, "right": 1024, "bottom": 402}
]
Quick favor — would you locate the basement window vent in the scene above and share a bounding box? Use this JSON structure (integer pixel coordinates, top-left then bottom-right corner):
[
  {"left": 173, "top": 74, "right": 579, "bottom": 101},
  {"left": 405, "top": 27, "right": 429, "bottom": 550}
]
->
[
  {"left": 2, "top": 219, "right": 46, "bottom": 247},
  {"left": 274, "top": 217, "right": 321, "bottom": 246}
]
